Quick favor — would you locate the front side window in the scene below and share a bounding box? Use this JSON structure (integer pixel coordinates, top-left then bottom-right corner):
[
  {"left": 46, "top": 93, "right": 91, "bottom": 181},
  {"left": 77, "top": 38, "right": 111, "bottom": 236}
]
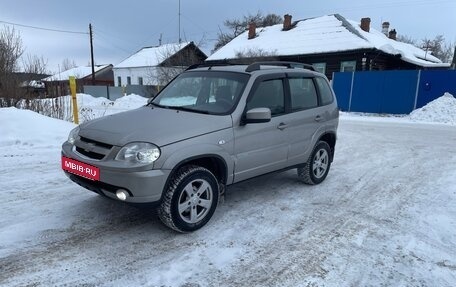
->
[
  {"left": 151, "top": 71, "right": 249, "bottom": 115},
  {"left": 289, "top": 78, "right": 318, "bottom": 111},
  {"left": 246, "top": 79, "right": 285, "bottom": 116},
  {"left": 340, "top": 61, "right": 356, "bottom": 72}
]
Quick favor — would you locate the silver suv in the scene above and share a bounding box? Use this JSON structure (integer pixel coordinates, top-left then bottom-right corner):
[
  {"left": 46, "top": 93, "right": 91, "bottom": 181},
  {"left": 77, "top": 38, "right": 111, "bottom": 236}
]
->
[{"left": 62, "top": 62, "right": 339, "bottom": 232}]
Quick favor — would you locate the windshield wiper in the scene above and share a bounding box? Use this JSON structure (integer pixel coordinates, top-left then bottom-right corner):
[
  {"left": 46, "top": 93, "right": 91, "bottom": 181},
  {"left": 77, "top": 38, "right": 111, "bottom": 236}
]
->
[
  {"left": 167, "top": 106, "right": 210, "bottom": 114},
  {"left": 147, "top": 102, "right": 164, "bottom": 108}
]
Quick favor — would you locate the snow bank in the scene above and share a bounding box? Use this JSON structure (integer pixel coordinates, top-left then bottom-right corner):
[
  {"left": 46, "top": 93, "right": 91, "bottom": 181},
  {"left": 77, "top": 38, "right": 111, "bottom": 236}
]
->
[
  {"left": 113, "top": 93, "right": 149, "bottom": 109},
  {"left": 40, "top": 93, "right": 148, "bottom": 123},
  {"left": 410, "top": 93, "right": 456, "bottom": 125},
  {"left": 0, "top": 107, "right": 75, "bottom": 148}
]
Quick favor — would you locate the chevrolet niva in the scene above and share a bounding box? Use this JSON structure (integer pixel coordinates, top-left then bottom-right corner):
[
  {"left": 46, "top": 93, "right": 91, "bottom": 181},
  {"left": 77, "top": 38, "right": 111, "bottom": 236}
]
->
[{"left": 62, "top": 62, "right": 339, "bottom": 232}]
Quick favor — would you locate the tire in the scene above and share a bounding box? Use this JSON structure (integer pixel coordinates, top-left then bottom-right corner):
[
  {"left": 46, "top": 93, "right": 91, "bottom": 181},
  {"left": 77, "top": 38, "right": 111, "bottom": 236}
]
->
[
  {"left": 297, "top": 141, "right": 332, "bottom": 185},
  {"left": 158, "top": 165, "right": 219, "bottom": 233}
]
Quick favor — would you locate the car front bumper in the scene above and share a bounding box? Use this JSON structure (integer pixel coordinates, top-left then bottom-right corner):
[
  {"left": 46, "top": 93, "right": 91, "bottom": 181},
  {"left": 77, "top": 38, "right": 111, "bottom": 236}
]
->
[{"left": 62, "top": 143, "right": 170, "bottom": 204}]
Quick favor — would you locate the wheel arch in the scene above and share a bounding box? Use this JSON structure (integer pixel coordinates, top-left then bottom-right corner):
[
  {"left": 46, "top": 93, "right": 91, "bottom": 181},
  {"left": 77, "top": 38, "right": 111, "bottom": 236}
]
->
[
  {"left": 164, "top": 154, "right": 228, "bottom": 194},
  {"left": 318, "top": 132, "right": 336, "bottom": 161}
]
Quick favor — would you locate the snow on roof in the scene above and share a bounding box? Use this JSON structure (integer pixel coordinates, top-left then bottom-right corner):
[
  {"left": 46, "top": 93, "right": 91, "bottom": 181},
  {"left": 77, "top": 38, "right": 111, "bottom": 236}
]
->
[
  {"left": 43, "top": 65, "right": 111, "bottom": 81},
  {"left": 114, "top": 42, "right": 191, "bottom": 68},
  {"left": 208, "top": 14, "right": 449, "bottom": 68}
]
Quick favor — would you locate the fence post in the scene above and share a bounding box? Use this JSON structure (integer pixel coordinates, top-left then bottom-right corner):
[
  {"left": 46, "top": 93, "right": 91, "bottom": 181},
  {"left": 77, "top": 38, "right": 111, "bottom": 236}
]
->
[
  {"left": 348, "top": 71, "right": 355, "bottom": 112},
  {"left": 413, "top": 70, "right": 421, "bottom": 110},
  {"left": 69, "top": 76, "right": 79, "bottom": 124}
]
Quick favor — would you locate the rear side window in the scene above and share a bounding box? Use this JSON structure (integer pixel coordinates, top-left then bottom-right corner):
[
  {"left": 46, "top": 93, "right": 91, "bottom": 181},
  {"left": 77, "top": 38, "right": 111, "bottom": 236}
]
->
[
  {"left": 289, "top": 78, "right": 318, "bottom": 111},
  {"left": 315, "top": 77, "right": 333, "bottom": 106}
]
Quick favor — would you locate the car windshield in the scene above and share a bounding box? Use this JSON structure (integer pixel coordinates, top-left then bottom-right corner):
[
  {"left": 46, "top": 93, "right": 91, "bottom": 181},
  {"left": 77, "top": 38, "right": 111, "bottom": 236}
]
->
[{"left": 151, "top": 71, "right": 249, "bottom": 114}]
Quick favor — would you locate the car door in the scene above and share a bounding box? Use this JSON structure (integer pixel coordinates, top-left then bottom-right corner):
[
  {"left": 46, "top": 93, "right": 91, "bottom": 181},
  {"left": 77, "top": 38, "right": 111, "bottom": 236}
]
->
[
  {"left": 233, "top": 76, "right": 289, "bottom": 182},
  {"left": 285, "top": 75, "right": 328, "bottom": 166}
]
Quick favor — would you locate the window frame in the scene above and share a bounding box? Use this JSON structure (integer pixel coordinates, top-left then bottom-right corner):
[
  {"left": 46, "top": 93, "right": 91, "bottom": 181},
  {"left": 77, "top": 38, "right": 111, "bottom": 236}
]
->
[
  {"left": 127, "top": 76, "right": 131, "bottom": 85},
  {"left": 340, "top": 60, "right": 356, "bottom": 72},
  {"left": 312, "top": 62, "right": 327, "bottom": 75}
]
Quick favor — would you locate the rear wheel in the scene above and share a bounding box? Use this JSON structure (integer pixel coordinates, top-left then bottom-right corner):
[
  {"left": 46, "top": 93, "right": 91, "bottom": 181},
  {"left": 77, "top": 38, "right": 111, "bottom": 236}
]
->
[
  {"left": 158, "top": 165, "right": 219, "bottom": 232},
  {"left": 298, "top": 141, "right": 331, "bottom": 185}
]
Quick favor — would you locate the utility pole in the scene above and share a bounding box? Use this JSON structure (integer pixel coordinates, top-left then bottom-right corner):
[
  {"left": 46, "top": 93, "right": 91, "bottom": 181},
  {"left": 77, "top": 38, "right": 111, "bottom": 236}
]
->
[
  {"left": 89, "top": 23, "right": 95, "bottom": 85},
  {"left": 178, "top": 0, "right": 181, "bottom": 43}
]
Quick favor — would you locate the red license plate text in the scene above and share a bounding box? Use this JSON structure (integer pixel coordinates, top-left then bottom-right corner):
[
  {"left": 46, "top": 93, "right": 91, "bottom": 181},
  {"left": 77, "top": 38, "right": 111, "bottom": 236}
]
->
[{"left": 62, "top": 156, "right": 100, "bottom": 181}]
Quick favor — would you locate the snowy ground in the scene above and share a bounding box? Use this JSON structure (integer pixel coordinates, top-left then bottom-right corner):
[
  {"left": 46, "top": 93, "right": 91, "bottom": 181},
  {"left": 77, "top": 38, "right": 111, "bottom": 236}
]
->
[{"left": 1, "top": 94, "right": 456, "bottom": 286}]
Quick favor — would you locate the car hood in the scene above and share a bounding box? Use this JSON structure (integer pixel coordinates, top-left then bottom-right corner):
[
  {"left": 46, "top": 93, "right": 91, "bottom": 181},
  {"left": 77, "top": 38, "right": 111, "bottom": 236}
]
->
[{"left": 78, "top": 106, "right": 233, "bottom": 147}]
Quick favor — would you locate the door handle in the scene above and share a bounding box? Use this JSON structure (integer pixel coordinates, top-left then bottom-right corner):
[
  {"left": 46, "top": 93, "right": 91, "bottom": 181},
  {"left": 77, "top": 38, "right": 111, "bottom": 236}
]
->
[
  {"left": 277, "top": 123, "right": 288, "bottom": 130},
  {"left": 315, "top": 115, "right": 323, "bottom": 122}
]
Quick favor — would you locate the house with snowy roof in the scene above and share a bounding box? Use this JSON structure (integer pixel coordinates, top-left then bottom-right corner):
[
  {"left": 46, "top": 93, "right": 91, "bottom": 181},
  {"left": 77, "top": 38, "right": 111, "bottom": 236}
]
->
[
  {"left": 113, "top": 42, "right": 207, "bottom": 88},
  {"left": 207, "top": 14, "right": 450, "bottom": 79},
  {"left": 43, "top": 64, "right": 113, "bottom": 97}
]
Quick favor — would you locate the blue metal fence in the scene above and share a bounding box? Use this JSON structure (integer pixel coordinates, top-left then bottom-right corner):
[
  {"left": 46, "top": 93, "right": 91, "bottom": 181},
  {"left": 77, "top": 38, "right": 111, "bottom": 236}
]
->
[{"left": 332, "top": 70, "right": 456, "bottom": 114}]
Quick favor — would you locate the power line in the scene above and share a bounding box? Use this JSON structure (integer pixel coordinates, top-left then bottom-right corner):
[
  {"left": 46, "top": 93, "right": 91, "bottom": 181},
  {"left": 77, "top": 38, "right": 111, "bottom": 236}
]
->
[{"left": 0, "top": 19, "right": 88, "bottom": 35}]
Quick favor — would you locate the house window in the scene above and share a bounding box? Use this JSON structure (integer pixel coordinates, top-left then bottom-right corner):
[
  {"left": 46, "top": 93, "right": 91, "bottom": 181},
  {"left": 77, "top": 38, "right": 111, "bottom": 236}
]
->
[
  {"left": 313, "top": 63, "right": 326, "bottom": 75},
  {"left": 340, "top": 61, "right": 356, "bottom": 72},
  {"left": 127, "top": 76, "right": 131, "bottom": 85},
  {"left": 138, "top": 77, "right": 143, "bottom": 85},
  {"left": 117, "top": 76, "right": 122, "bottom": 87}
]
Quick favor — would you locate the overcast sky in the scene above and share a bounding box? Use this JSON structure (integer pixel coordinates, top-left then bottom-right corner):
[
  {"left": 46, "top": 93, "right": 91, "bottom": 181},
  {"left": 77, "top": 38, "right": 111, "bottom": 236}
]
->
[{"left": 1, "top": 0, "right": 455, "bottom": 73}]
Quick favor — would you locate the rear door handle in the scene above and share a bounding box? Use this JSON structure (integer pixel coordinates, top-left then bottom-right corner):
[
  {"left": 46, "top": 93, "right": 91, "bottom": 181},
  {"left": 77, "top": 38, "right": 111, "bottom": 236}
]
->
[{"left": 277, "top": 123, "right": 288, "bottom": 130}]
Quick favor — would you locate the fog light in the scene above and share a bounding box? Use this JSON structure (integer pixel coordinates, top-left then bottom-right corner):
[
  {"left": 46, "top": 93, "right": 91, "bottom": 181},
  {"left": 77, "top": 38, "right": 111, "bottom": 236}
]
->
[{"left": 116, "top": 189, "right": 128, "bottom": 201}]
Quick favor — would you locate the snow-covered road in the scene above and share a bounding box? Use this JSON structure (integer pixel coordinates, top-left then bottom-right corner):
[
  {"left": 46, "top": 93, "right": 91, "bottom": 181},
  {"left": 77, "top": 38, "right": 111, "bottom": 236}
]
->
[{"left": 1, "top": 112, "right": 456, "bottom": 286}]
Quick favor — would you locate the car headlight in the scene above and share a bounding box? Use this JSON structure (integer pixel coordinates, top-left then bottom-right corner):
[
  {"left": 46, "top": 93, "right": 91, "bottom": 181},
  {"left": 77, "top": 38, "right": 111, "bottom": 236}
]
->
[
  {"left": 68, "top": 126, "right": 80, "bottom": 144},
  {"left": 115, "top": 142, "right": 160, "bottom": 164}
]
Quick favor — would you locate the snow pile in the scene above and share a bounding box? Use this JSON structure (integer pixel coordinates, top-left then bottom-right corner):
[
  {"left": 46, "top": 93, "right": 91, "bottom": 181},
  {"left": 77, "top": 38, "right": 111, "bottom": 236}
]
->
[
  {"left": 410, "top": 93, "right": 456, "bottom": 125},
  {"left": 113, "top": 93, "right": 149, "bottom": 109},
  {"left": 0, "top": 107, "right": 75, "bottom": 148}
]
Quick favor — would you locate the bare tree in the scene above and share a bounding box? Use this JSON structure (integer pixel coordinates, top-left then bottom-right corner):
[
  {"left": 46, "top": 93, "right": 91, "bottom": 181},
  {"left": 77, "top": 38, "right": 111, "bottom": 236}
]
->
[
  {"left": 61, "top": 58, "right": 77, "bottom": 71},
  {"left": 149, "top": 43, "right": 204, "bottom": 88},
  {"left": 421, "top": 35, "right": 454, "bottom": 63},
  {"left": 397, "top": 35, "right": 417, "bottom": 45},
  {"left": 213, "top": 12, "right": 283, "bottom": 53},
  {"left": 234, "top": 48, "right": 278, "bottom": 64},
  {"left": 0, "top": 26, "right": 24, "bottom": 107},
  {"left": 22, "top": 54, "right": 48, "bottom": 75}
]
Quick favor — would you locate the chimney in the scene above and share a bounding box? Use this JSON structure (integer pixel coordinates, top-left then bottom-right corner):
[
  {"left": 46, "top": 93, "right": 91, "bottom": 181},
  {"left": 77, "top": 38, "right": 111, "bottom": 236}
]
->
[
  {"left": 360, "top": 17, "right": 371, "bottom": 32},
  {"left": 283, "top": 14, "right": 292, "bottom": 31},
  {"left": 389, "top": 29, "right": 397, "bottom": 40},
  {"left": 248, "top": 22, "right": 256, "bottom": 39},
  {"left": 382, "top": 22, "right": 390, "bottom": 36}
]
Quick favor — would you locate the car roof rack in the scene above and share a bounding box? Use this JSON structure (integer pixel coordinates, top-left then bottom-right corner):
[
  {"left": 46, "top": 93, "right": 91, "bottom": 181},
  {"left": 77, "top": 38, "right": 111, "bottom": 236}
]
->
[
  {"left": 245, "top": 61, "right": 315, "bottom": 73},
  {"left": 186, "top": 62, "right": 238, "bottom": 71}
]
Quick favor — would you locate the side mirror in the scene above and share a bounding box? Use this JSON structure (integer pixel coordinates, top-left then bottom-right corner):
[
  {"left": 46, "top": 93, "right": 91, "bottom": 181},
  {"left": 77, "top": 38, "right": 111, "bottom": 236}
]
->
[{"left": 244, "top": 108, "right": 271, "bottom": 124}]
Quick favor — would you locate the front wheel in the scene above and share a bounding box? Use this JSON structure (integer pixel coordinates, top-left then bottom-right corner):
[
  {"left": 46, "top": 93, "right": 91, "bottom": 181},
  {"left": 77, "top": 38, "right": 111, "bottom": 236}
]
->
[
  {"left": 158, "top": 165, "right": 219, "bottom": 232},
  {"left": 297, "top": 141, "right": 332, "bottom": 185}
]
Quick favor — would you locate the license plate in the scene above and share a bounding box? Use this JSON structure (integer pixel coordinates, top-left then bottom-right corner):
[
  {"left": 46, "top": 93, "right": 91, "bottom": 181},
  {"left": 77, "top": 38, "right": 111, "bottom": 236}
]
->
[{"left": 62, "top": 156, "right": 100, "bottom": 181}]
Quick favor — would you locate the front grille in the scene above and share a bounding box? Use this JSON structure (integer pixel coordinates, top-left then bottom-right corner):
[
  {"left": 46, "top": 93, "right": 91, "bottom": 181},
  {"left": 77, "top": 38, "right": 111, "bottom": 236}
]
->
[
  {"left": 75, "top": 147, "right": 105, "bottom": 160},
  {"left": 80, "top": 136, "right": 113, "bottom": 149},
  {"left": 74, "top": 136, "right": 113, "bottom": 160}
]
